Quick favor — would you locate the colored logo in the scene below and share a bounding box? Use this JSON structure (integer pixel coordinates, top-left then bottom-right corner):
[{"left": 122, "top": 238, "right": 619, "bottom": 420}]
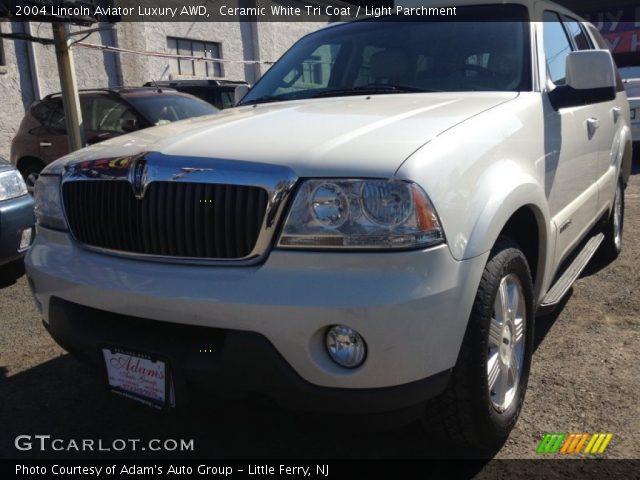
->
[
  {"left": 131, "top": 157, "right": 148, "bottom": 198},
  {"left": 536, "top": 433, "right": 613, "bottom": 455}
]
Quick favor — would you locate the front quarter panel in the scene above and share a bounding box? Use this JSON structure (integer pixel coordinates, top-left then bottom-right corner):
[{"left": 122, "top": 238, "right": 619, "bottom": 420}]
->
[{"left": 396, "top": 93, "right": 553, "bottom": 299}]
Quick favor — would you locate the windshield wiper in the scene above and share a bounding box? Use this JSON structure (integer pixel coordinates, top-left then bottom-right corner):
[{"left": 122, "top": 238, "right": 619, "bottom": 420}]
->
[
  {"left": 240, "top": 95, "right": 288, "bottom": 106},
  {"left": 311, "top": 84, "right": 440, "bottom": 98},
  {"left": 241, "top": 85, "right": 439, "bottom": 105}
]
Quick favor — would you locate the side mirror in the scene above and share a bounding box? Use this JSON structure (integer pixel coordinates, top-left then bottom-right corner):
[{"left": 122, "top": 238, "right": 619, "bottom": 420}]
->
[
  {"left": 120, "top": 118, "right": 139, "bottom": 132},
  {"left": 549, "top": 50, "right": 617, "bottom": 110}
]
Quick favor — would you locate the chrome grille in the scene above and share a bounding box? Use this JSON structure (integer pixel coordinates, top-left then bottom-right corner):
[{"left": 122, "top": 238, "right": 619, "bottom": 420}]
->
[{"left": 62, "top": 180, "right": 268, "bottom": 259}]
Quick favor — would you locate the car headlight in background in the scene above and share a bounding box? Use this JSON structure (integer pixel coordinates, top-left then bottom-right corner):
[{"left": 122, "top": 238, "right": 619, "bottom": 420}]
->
[
  {"left": 278, "top": 179, "right": 444, "bottom": 249},
  {"left": 34, "top": 175, "right": 68, "bottom": 231},
  {"left": 0, "top": 170, "right": 28, "bottom": 201}
]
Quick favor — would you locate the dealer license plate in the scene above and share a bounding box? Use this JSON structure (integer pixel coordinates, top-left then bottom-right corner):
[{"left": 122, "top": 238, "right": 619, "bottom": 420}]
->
[{"left": 102, "top": 347, "right": 174, "bottom": 409}]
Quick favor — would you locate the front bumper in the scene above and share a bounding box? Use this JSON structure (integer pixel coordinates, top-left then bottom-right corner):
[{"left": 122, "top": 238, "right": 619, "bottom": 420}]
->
[
  {"left": 44, "top": 296, "right": 451, "bottom": 415},
  {"left": 0, "top": 194, "right": 35, "bottom": 266},
  {"left": 26, "top": 227, "right": 488, "bottom": 410}
]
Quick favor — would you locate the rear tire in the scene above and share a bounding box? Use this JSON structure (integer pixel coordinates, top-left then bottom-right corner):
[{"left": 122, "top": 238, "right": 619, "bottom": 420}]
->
[
  {"left": 598, "top": 179, "right": 624, "bottom": 262},
  {"left": 423, "top": 237, "right": 534, "bottom": 454},
  {"left": 19, "top": 160, "right": 44, "bottom": 195},
  {"left": 0, "top": 259, "right": 25, "bottom": 286}
]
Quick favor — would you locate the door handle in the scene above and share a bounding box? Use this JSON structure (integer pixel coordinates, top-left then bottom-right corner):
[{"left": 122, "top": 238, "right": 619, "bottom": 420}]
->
[
  {"left": 612, "top": 107, "right": 622, "bottom": 122},
  {"left": 586, "top": 117, "right": 599, "bottom": 139},
  {"left": 40, "top": 141, "right": 52, "bottom": 147}
]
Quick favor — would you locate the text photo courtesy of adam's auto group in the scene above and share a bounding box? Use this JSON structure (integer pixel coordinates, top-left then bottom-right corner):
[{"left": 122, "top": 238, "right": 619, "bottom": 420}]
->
[{"left": 0, "top": 0, "right": 640, "bottom": 475}]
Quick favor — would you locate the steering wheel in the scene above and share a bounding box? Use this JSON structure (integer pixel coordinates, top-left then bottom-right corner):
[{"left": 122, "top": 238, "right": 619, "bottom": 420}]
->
[{"left": 464, "top": 64, "right": 491, "bottom": 77}]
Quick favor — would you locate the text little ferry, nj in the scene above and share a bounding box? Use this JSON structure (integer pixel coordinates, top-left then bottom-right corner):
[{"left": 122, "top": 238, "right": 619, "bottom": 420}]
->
[{"left": 246, "top": 465, "right": 328, "bottom": 476}]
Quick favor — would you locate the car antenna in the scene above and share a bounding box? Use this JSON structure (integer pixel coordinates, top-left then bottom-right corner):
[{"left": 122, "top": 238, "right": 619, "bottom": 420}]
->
[{"left": 150, "top": 79, "right": 163, "bottom": 93}]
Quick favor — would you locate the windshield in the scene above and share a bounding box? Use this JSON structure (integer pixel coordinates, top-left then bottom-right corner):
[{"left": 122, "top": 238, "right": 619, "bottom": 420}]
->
[
  {"left": 127, "top": 94, "right": 218, "bottom": 125},
  {"left": 240, "top": 5, "right": 531, "bottom": 105}
]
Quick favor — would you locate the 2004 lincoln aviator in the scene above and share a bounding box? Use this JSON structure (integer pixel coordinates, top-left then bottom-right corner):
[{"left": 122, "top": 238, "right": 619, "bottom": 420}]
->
[{"left": 26, "top": 1, "right": 632, "bottom": 452}]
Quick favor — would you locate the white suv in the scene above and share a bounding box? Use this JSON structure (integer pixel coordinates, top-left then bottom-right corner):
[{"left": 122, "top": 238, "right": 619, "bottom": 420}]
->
[{"left": 26, "top": 0, "right": 632, "bottom": 452}]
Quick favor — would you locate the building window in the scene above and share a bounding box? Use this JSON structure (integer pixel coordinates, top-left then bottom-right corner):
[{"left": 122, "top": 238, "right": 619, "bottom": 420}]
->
[
  {"left": 0, "top": 23, "right": 6, "bottom": 67},
  {"left": 167, "top": 37, "right": 223, "bottom": 77}
]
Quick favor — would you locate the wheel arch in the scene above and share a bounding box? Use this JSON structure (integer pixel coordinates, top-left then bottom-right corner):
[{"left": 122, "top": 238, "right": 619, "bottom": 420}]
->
[
  {"left": 620, "top": 137, "right": 632, "bottom": 188},
  {"left": 464, "top": 183, "right": 551, "bottom": 303},
  {"left": 16, "top": 155, "right": 45, "bottom": 174}
]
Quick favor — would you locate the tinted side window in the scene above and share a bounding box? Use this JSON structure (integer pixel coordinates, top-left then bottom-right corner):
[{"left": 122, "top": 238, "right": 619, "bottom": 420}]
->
[
  {"left": 81, "top": 95, "right": 134, "bottom": 133},
  {"left": 563, "top": 17, "right": 592, "bottom": 50},
  {"left": 584, "top": 23, "right": 608, "bottom": 50},
  {"left": 32, "top": 98, "right": 66, "bottom": 130},
  {"left": 31, "top": 100, "right": 55, "bottom": 124},
  {"left": 48, "top": 100, "right": 67, "bottom": 131},
  {"left": 542, "top": 12, "right": 573, "bottom": 85}
]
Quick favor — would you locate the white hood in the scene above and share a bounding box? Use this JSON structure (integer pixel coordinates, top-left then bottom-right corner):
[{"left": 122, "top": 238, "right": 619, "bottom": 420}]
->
[{"left": 57, "top": 92, "right": 518, "bottom": 177}]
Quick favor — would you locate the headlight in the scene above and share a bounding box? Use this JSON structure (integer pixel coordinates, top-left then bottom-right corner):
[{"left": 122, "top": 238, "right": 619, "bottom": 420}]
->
[
  {"left": 34, "top": 175, "right": 68, "bottom": 231},
  {"left": 278, "top": 179, "right": 444, "bottom": 249},
  {"left": 0, "top": 170, "right": 28, "bottom": 201}
]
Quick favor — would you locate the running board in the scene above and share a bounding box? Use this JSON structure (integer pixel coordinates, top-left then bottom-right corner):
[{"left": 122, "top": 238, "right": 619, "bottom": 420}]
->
[{"left": 540, "top": 233, "right": 604, "bottom": 309}]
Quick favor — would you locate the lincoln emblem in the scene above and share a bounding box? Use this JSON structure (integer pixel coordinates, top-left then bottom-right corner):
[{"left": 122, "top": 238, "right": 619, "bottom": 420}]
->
[{"left": 131, "top": 157, "right": 148, "bottom": 198}]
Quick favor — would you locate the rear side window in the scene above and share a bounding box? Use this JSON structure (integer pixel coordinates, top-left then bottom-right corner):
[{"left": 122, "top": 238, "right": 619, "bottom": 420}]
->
[
  {"left": 81, "top": 95, "right": 136, "bottom": 133},
  {"left": 562, "top": 17, "right": 592, "bottom": 50},
  {"left": 584, "top": 23, "right": 608, "bottom": 50},
  {"left": 31, "top": 98, "right": 66, "bottom": 130},
  {"left": 542, "top": 11, "right": 573, "bottom": 85}
]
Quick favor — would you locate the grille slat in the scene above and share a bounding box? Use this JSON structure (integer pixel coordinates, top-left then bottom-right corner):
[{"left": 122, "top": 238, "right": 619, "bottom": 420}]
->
[
  {"left": 204, "top": 184, "right": 214, "bottom": 258},
  {"left": 194, "top": 183, "right": 205, "bottom": 258},
  {"left": 235, "top": 186, "right": 246, "bottom": 257},
  {"left": 245, "top": 187, "right": 257, "bottom": 254},
  {"left": 165, "top": 183, "right": 177, "bottom": 255},
  {"left": 63, "top": 181, "right": 268, "bottom": 260},
  {"left": 224, "top": 185, "right": 234, "bottom": 258},
  {"left": 126, "top": 183, "right": 137, "bottom": 251},
  {"left": 85, "top": 183, "right": 95, "bottom": 245},
  {"left": 214, "top": 185, "right": 225, "bottom": 257},
  {"left": 141, "top": 184, "right": 152, "bottom": 254},
  {"left": 174, "top": 182, "right": 185, "bottom": 257}
]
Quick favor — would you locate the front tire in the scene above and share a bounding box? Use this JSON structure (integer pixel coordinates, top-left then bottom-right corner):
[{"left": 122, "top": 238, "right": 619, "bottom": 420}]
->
[{"left": 423, "top": 237, "right": 534, "bottom": 454}]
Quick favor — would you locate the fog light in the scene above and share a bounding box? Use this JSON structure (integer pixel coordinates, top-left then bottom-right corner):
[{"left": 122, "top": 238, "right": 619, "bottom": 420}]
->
[
  {"left": 19, "top": 227, "right": 33, "bottom": 250},
  {"left": 326, "top": 325, "right": 366, "bottom": 368}
]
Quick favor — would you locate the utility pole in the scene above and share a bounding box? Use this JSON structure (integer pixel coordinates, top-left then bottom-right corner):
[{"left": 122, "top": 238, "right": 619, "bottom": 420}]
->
[{"left": 52, "top": 22, "right": 85, "bottom": 152}]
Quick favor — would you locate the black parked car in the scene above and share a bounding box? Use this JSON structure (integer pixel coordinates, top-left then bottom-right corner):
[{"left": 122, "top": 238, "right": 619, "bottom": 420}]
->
[
  {"left": 11, "top": 87, "right": 218, "bottom": 192},
  {"left": 0, "top": 157, "right": 34, "bottom": 282},
  {"left": 143, "top": 80, "right": 249, "bottom": 109}
]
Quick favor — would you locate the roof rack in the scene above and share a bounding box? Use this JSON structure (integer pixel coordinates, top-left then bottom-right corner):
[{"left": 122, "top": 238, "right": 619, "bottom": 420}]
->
[{"left": 43, "top": 86, "right": 176, "bottom": 99}]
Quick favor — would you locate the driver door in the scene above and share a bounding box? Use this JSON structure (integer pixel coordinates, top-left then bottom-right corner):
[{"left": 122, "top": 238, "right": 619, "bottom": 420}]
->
[{"left": 540, "top": 12, "right": 600, "bottom": 266}]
